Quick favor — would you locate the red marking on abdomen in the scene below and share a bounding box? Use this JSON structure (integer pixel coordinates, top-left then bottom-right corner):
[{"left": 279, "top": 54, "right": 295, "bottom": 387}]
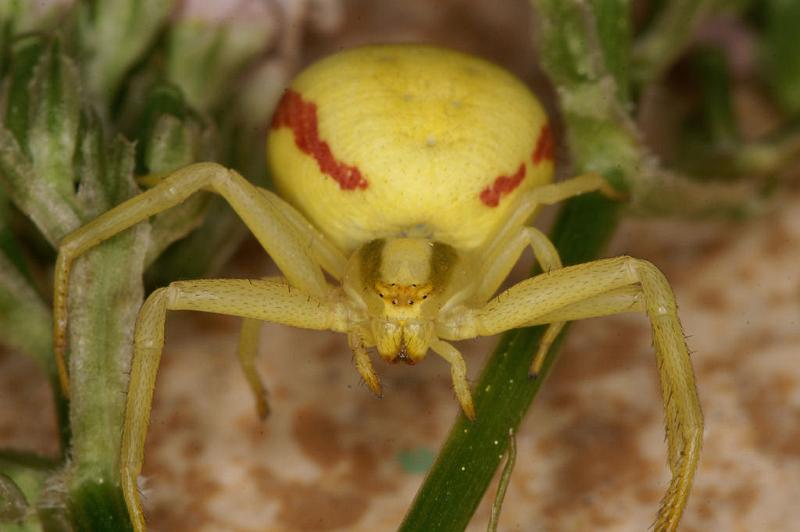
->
[
  {"left": 532, "top": 123, "right": 554, "bottom": 164},
  {"left": 479, "top": 163, "right": 526, "bottom": 207},
  {"left": 272, "top": 89, "right": 368, "bottom": 190}
]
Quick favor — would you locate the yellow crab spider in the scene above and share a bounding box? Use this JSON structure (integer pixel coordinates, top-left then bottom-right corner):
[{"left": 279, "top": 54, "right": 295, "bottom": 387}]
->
[{"left": 52, "top": 45, "right": 702, "bottom": 531}]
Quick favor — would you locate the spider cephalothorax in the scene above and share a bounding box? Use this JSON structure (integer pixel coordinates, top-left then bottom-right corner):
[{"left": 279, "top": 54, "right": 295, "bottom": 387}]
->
[{"left": 345, "top": 237, "right": 461, "bottom": 365}]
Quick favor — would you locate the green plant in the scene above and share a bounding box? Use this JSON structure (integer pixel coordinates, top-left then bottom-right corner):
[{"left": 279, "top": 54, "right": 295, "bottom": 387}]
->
[{"left": 0, "top": 2, "right": 277, "bottom": 529}]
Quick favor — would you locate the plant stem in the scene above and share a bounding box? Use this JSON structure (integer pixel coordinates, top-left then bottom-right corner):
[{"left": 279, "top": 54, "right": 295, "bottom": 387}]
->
[
  {"left": 763, "top": 0, "right": 800, "bottom": 114},
  {"left": 631, "top": 0, "right": 713, "bottom": 84}
]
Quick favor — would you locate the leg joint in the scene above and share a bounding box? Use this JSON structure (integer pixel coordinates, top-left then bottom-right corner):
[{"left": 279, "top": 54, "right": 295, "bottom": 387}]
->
[{"left": 207, "top": 164, "right": 240, "bottom": 189}]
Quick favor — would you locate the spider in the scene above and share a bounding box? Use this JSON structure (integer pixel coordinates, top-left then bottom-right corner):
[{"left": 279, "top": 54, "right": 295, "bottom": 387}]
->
[{"left": 52, "top": 44, "right": 702, "bottom": 531}]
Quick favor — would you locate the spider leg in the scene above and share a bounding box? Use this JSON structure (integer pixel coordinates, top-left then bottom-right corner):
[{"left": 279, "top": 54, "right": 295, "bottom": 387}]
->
[
  {"left": 237, "top": 317, "right": 269, "bottom": 419},
  {"left": 470, "top": 172, "right": 616, "bottom": 377},
  {"left": 444, "top": 256, "right": 703, "bottom": 532},
  {"left": 482, "top": 172, "right": 613, "bottom": 262},
  {"left": 473, "top": 226, "right": 561, "bottom": 303},
  {"left": 471, "top": 226, "right": 566, "bottom": 376},
  {"left": 237, "top": 317, "right": 383, "bottom": 419},
  {"left": 120, "top": 277, "right": 345, "bottom": 532},
  {"left": 348, "top": 329, "right": 382, "bottom": 397},
  {"left": 230, "top": 190, "right": 353, "bottom": 416},
  {"left": 429, "top": 338, "right": 475, "bottom": 419},
  {"left": 520, "top": 285, "right": 644, "bottom": 325},
  {"left": 54, "top": 162, "right": 345, "bottom": 394},
  {"left": 258, "top": 188, "right": 347, "bottom": 279}
]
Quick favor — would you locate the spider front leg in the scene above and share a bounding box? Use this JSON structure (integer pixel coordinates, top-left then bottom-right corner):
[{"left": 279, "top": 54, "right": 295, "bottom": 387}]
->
[
  {"left": 121, "top": 277, "right": 346, "bottom": 532},
  {"left": 472, "top": 225, "right": 566, "bottom": 376},
  {"left": 237, "top": 319, "right": 384, "bottom": 418},
  {"left": 469, "top": 172, "right": 618, "bottom": 377},
  {"left": 53, "top": 162, "right": 347, "bottom": 395},
  {"left": 237, "top": 317, "right": 270, "bottom": 418},
  {"left": 431, "top": 226, "right": 566, "bottom": 419},
  {"left": 429, "top": 338, "right": 475, "bottom": 420},
  {"left": 483, "top": 171, "right": 617, "bottom": 256},
  {"left": 444, "top": 256, "right": 703, "bottom": 532},
  {"left": 348, "top": 329, "right": 382, "bottom": 397}
]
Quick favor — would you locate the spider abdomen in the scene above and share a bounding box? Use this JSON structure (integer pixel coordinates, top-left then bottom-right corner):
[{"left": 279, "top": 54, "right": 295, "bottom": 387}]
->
[{"left": 268, "top": 44, "right": 554, "bottom": 253}]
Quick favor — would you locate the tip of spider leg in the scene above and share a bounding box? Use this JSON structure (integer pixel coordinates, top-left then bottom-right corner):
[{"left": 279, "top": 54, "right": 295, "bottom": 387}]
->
[
  {"left": 56, "top": 361, "right": 71, "bottom": 398},
  {"left": 366, "top": 381, "right": 383, "bottom": 399},
  {"left": 464, "top": 406, "right": 476, "bottom": 422},
  {"left": 60, "top": 380, "right": 71, "bottom": 399},
  {"left": 255, "top": 396, "right": 271, "bottom": 420},
  {"left": 528, "top": 370, "right": 540, "bottom": 381},
  {"left": 460, "top": 397, "right": 476, "bottom": 421},
  {"left": 361, "top": 373, "right": 383, "bottom": 398}
]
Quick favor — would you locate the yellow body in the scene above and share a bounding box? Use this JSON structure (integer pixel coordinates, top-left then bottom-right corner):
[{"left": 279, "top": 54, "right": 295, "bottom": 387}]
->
[
  {"left": 52, "top": 44, "right": 701, "bottom": 532},
  {"left": 268, "top": 45, "right": 552, "bottom": 252}
]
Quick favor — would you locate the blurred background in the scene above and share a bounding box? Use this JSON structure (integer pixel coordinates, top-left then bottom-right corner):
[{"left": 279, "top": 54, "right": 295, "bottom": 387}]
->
[{"left": 1, "top": 0, "right": 799, "bottom": 531}]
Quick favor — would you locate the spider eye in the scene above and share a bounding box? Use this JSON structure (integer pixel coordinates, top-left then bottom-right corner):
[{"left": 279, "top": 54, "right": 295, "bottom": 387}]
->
[
  {"left": 422, "top": 295, "right": 427, "bottom": 299},
  {"left": 392, "top": 298, "right": 398, "bottom": 305},
  {"left": 379, "top": 293, "right": 384, "bottom": 297},
  {"left": 408, "top": 300, "right": 414, "bottom": 305}
]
